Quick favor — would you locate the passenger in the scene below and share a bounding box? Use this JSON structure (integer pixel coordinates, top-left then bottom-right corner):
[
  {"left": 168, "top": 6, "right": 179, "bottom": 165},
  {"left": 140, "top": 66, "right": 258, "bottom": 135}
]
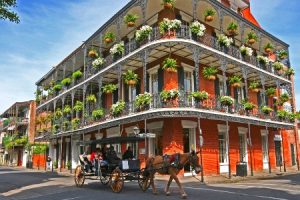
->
[
  {"left": 106, "top": 146, "right": 121, "bottom": 165},
  {"left": 122, "top": 146, "right": 134, "bottom": 160}
]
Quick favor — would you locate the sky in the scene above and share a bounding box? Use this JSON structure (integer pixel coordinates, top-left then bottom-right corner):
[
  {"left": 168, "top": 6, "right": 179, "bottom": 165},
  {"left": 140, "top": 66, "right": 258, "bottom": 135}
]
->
[{"left": 0, "top": 0, "right": 299, "bottom": 114}]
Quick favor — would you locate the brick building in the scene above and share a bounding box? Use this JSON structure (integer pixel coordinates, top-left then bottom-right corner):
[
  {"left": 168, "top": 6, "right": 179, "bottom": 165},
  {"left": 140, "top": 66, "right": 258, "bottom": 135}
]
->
[{"left": 35, "top": 0, "right": 299, "bottom": 176}]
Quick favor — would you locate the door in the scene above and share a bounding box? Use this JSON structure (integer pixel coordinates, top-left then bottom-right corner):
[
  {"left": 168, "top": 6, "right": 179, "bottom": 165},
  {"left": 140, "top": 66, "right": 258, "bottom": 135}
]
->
[
  {"left": 183, "top": 128, "right": 196, "bottom": 172},
  {"left": 291, "top": 144, "right": 296, "bottom": 166},
  {"left": 219, "top": 131, "right": 229, "bottom": 173},
  {"left": 261, "top": 134, "right": 269, "bottom": 170},
  {"left": 239, "top": 133, "right": 247, "bottom": 163},
  {"left": 275, "top": 141, "right": 282, "bottom": 167}
]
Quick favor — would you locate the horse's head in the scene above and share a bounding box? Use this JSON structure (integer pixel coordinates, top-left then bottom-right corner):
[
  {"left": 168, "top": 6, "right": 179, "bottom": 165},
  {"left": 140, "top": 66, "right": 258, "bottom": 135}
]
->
[{"left": 189, "top": 151, "right": 202, "bottom": 174}]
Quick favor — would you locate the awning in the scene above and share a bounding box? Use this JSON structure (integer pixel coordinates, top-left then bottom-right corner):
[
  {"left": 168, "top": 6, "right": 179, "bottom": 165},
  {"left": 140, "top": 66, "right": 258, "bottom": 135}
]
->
[{"left": 77, "top": 136, "right": 144, "bottom": 146}]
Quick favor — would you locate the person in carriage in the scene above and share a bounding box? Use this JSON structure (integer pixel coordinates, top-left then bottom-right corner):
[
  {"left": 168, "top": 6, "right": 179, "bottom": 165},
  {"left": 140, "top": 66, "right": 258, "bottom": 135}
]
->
[{"left": 106, "top": 145, "right": 121, "bottom": 165}]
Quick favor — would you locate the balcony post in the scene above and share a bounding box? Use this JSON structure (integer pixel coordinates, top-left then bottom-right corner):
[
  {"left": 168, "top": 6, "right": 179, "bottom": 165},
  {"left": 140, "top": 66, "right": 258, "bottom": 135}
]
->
[
  {"left": 260, "top": 73, "right": 266, "bottom": 105},
  {"left": 218, "top": 9, "right": 224, "bottom": 33},
  {"left": 142, "top": 50, "right": 148, "bottom": 93},
  {"left": 116, "top": 17, "right": 121, "bottom": 42},
  {"left": 72, "top": 55, "right": 76, "bottom": 75},
  {"left": 53, "top": 100, "right": 57, "bottom": 135},
  {"left": 197, "top": 117, "right": 204, "bottom": 182},
  {"left": 118, "top": 65, "right": 122, "bottom": 100},
  {"left": 220, "top": 59, "right": 228, "bottom": 95},
  {"left": 61, "top": 96, "right": 65, "bottom": 131},
  {"left": 63, "top": 64, "right": 66, "bottom": 78},
  {"left": 280, "top": 128, "right": 287, "bottom": 172},
  {"left": 192, "top": 0, "right": 198, "bottom": 19},
  {"left": 239, "top": 22, "right": 245, "bottom": 42},
  {"left": 248, "top": 123, "right": 254, "bottom": 176},
  {"left": 193, "top": 47, "right": 201, "bottom": 91},
  {"left": 226, "top": 120, "right": 231, "bottom": 179},
  {"left": 99, "top": 33, "right": 103, "bottom": 57},
  {"left": 266, "top": 126, "right": 271, "bottom": 174},
  {"left": 82, "top": 84, "right": 87, "bottom": 125},
  {"left": 258, "top": 32, "right": 263, "bottom": 53},
  {"left": 97, "top": 77, "right": 103, "bottom": 108},
  {"left": 241, "top": 67, "right": 249, "bottom": 97},
  {"left": 83, "top": 45, "right": 87, "bottom": 80},
  {"left": 139, "top": 0, "right": 148, "bottom": 24}
]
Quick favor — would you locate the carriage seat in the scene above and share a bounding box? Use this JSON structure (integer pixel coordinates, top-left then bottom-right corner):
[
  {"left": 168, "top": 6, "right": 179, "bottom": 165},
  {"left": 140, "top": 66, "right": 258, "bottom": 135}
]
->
[{"left": 163, "top": 153, "right": 180, "bottom": 168}]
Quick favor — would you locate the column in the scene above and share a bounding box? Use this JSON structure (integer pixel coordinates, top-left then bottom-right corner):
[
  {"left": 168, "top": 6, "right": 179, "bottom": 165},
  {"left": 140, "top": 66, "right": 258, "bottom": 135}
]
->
[
  {"left": 82, "top": 84, "right": 87, "bottom": 124},
  {"left": 117, "top": 65, "right": 122, "bottom": 100},
  {"left": 218, "top": 9, "right": 224, "bottom": 33},
  {"left": 242, "top": 67, "right": 249, "bottom": 97},
  {"left": 83, "top": 45, "right": 87, "bottom": 79},
  {"left": 142, "top": 50, "right": 148, "bottom": 92},
  {"left": 247, "top": 123, "right": 254, "bottom": 176},
  {"left": 97, "top": 77, "right": 103, "bottom": 107},
  {"left": 193, "top": 47, "right": 201, "bottom": 91},
  {"left": 71, "top": 91, "right": 75, "bottom": 119},
  {"left": 260, "top": 73, "right": 266, "bottom": 105},
  {"left": 226, "top": 120, "right": 231, "bottom": 178},
  {"left": 192, "top": 0, "right": 198, "bottom": 20},
  {"left": 197, "top": 117, "right": 204, "bottom": 182},
  {"left": 220, "top": 60, "right": 228, "bottom": 94}
]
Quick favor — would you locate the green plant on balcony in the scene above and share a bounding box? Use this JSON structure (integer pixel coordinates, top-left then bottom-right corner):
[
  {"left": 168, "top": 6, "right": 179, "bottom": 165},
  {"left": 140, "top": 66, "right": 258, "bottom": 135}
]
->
[
  {"left": 92, "top": 108, "right": 104, "bottom": 120},
  {"left": 261, "top": 105, "right": 273, "bottom": 115},
  {"left": 277, "top": 110, "right": 288, "bottom": 120},
  {"left": 48, "top": 88, "right": 54, "bottom": 96},
  {"left": 220, "top": 96, "right": 234, "bottom": 106},
  {"left": 229, "top": 75, "right": 242, "bottom": 87},
  {"left": 217, "top": 34, "right": 233, "bottom": 47},
  {"left": 103, "top": 32, "right": 115, "bottom": 44},
  {"left": 227, "top": 22, "right": 238, "bottom": 36},
  {"left": 266, "top": 87, "right": 276, "bottom": 97},
  {"left": 88, "top": 47, "right": 98, "bottom": 58},
  {"left": 264, "top": 42, "right": 274, "bottom": 53},
  {"left": 135, "top": 25, "right": 153, "bottom": 42},
  {"left": 288, "top": 112, "right": 296, "bottom": 123},
  {"left": 160, "top": 89, "right": 180, "bottom": 101},
  {"left": 285, "top": 68, "right": 295, "bottom": 76},
  {"left": 123, "top": 70, "right": 139, "bottom": 85},
  {"left": 61, "top": 78, "right": 72, "bottom": 87},
  {"left": 278, "top": 49, "right": 288, "bottom": 60},
  {"left": 63, "top": 105, "right": 72, "bottom": 115},
  {"left": 279, "top": 93, "right": 289, "bottom": 103},
  {"left": 62, "top": 120, "right": 70, "bottom": 130},
  {"left": 190, "top": 21, "right": 206, "bottom": 37},
  {"left": 240, "top": 45, "right": 253, "bottom": 56},
  {"left": 242, "top": 101, "right": 256, "bottom": 111},
  {"left": 272, "top": 62, "right": 283, "bottom": 71},
  {"left": 49, "top": 79, "right": 55, "bottom": 87},
  {"left": 14, "top": 136, "right": 28, "bottom": 146},
  {"left": 73, "top": 101, "right": 84, "bottom": 112},
  {"left": 204, "top": 9, "right": 215, "bottom": 22},
  {"left": 35, "top": 88, "right": 42, "bottom": 96},
  {"left": 257, "top": 55, "right": 270, "bottom": 65},
  {"left": 123, "top": 13, "right": 139, "bottom": 27},
  {"left": 161, "top": 0, "right": 176, "bottom": 9},
  {"left": 246, "top": 31, "right": 258, "bottom": 45},
  {"left": 134, "top": 92, "right": 152, "bottom": 109},
  {"left": 188, "top": 91, "right": 209, "bottom": 102},
  {"left": 110, "top": 41, "right": 125, "bottom": 56},
  {"left": 162, "top": 57, "right": 178, "bottom": 72},
  {"left": 102, "top": 84, "right": 117, "bottom": 94},
  {"left": 111, "top": 101, "right": 125, "bottom": 117},
  {"left": 54, "top": 108, "right": 63, "bottom": 119},
  {"left": 35, "top": 95, "right": 41, "bottom": 104},
  {"left": 53, "top": 124, "right": 60, "bottom": 132},
  {"left": 202, "top": 66, "right": 218, "bottom": 81},
  {"left": 43, "top": 84, "right": 50, "bottom": 91},
  {"left": 92, "top": 57, "right": 104, "bottom": 69},
  {"left": 71, "top": 118, "right": 80, "bottom": 130},
  {"left": 86, "top": 94, "right": 97, "bottom": 104},
  {"left": 159, "top": 18, "right": 181, "bottom": 35},
  {"left": 248, "top": 81, "right": 260, "bottom": 93},
  {"left": 53, "top": 84, "right": 62, "bottom": 92},
  {"left": 72, "top": 70, "right": 82, "bottom": 80}
]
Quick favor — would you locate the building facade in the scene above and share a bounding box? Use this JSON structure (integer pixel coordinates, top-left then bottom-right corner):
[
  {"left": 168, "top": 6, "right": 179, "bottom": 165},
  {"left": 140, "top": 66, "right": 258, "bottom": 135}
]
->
[
  {"left": 35, "top": 0, "right": 299, "bottom": 176},
  {"left": 0, "top": 101, "right": 36, "bottom": 167}
]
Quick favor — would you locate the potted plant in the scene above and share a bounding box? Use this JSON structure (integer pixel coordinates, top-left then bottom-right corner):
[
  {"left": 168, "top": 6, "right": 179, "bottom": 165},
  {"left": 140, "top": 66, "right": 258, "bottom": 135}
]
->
[
  {"left": 217, "top": 34, "right": 233, "bottom": 47},
  {"left": 162, "top": 0, "right": 175, "bottom": 9},
  {"left": 261, "top": 105, "right": 273, "bottom": 115},
  {"left": 240, "top": 45, "right": 253, "bottom": 57},
  {"left": 62, "top": 120, "right": 70, "bottom": 131},
  {"left": 103, "top": 32, "right": 115, "bottom": 44},
  {"left": 204, "top": 9, "right": 215, "bottom": 22},
  {"left": 135, "top": 25, "right": 153, "bottom": 42},
  {"left": 257, "top": 55, "right": 270, "bottom": 65},
  {"left": 248, "top": 81, "right": 260, "bottom": 93},
  {"left": 227, "top": 22, "right": 238, "bottom": 36},
  {"left": 111, "top": 101, "right": 125, "bottom": 117},
  {"left": 53, "top": 84, "right": 62, "bottom": 93},
  {"left": 86, "top": 94, "right": 97, "bottom": 104},
  {"left": 188, "top": 91, "right": 209, "bottom": 102},
  {"left": 266, "top": 87, "right": 276, "bottom": 97},
  {"left": 72, "top": 70, "right": 83, "bottom": 81},
  {"left": 272, "top": 61, "right": 284, "bottom": 72},
  {"left": 134, "top": 92, "right": 152, "bottom": 110},
  {"left": 277, "top": 110, "right": 288, "bottom": 120},
  {"left": 279, "top": 93, "right": 289, "bottom": 103},
  {"left": 288, "top": 112, "right": 296, "bottom": 123},
  {"left": 202, "top": 66, "right": 218, "bottom": 81},
  {"left": 159, "top": 18, "right": 181, "bottom": 37},
  {"left": 63, "top": 105, "right": 72, "bottom": 115},
  {"left": 102, "top": 84, "right": 117, "bottom": 94},
  {"left": 88, "top": 47, "right": 98, "bottom": 58},
  {"left": 92, "top": 108, "right": 104, "bottom": 120},
  {"left": 246, "top": 31, "right": 257, "bottom": 45},
  {"left": 242, "top": 101, "right": 256, "bottom": 111},
  {"left": 110, "top": 41, "right": 125, "bottom": 58},
  {"left": 123, "top": 70, "right": 139, "bottom": 85},
  {"left": 229, "top": 75, "right": 242, "bottom": 87},
  {"left": 92, "top": 57, "right": 104, "bottom": 69},
  {"left": 162, "top": 57, "right": 177, "bottom": 72},
  {"left": 278, "top": 49, "right": 288, "bottom": 60},
  {"left": 54, "top": 108, "right": 63, "bottom": 119},
  {"left": 190, "top": 21, "right": 206, "bottom": 38},
  {"left": 160, "top": 89, "right": 179, "bottom": 101},
  {"left": 220, "top": 96, "right": 234, "bottom": 106},
  {"left": 73, "top": 101, "right": 83, "bottom": 113},
  {"left": 264, "top": 42, "right": 274, "bottom": 54},
  {"left": 71, "top": 118, "right": 80, "bottom": 130},
  {"left": 285, "top": 68, "right": 295, "bottom": 77},
  {"left": 61, "top": 78, "right": 72, "bottom": 87},
  {"left": 124, "top": 13, "right": 139, "bottom": 27}
]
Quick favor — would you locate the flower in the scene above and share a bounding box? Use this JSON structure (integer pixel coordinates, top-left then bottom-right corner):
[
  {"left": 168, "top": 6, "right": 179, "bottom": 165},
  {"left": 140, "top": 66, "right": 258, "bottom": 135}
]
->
[
  {"left": 134, "top": 92, "right": 152, "bottom": 108},
  {"left": 111, "top": 101, "right": 126, "bottom": 116},
  {"left": 217, "top": 34, "right": 233, "bottom": 47},
  {"left": 135, "top": 25, "right": 153, "bottom": 42},
  {"left": 272, "top": 61, "right": 284, "bottom": 71},
  {"left": 240, "top": 45, "right": 253, "bottom": 56},
  {"left": 92, "top": 57, "right": 104, "bottom": 68},
  {"left": 257, "top": 55, "right": 270, "bottom": 64},
  {"left": 110, "top": 41, "right": 125, "bottom": 55},
  {"left": 159, "top": 18, "right": 182, "bottom": 34},
  {"left": 190, "top": 21, "right": 206, "bottom": 37},
  {"left": 160, "top": 89, "right": 180, "bottom": 101},
  {"left": 220, "top": 96, "right": 234, "bottom": 106}
]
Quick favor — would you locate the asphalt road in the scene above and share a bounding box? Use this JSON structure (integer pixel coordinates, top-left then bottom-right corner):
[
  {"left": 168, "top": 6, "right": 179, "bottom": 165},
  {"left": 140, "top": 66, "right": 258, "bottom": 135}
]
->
[{"left": 0, "top": 167, "right": 300, "bottom": 200}]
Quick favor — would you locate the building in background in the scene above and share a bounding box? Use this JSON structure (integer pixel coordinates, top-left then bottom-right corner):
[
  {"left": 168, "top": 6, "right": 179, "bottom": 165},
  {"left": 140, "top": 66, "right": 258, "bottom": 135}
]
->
[
  {"left": 34, "top": 0, "right": 299, "bottom": 176},
  {"left": 0, "top": 101, "right": 36, "bottom": 167}
]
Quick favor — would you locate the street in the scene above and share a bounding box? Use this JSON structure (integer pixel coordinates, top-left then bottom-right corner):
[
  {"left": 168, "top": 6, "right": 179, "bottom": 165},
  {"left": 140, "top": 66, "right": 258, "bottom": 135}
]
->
[{"left": 0, "top": 167, "right": 300, "bottom": 200}]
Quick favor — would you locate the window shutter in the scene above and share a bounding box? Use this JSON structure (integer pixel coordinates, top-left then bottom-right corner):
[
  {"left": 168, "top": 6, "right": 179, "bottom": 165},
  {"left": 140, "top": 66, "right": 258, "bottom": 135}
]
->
[
  {"left": 193, "top": 70, "right": 198, "bottom": 91},
  {"left": 214, "top": 78, "right": 220, "bottom": 97},
  {"left": 257, "top": 91, "right": 262, "bottom": 107},
  {"left": 124, "top": 86, "right": 129, "bottom": 102},
  {"left": 177, "top": 67, "right": 185, "bottom": 91},
  {"left": 136, "top": 81, "right": 140, "bottom": 95},
  {"left": 146, "top": 73, "right": 150, "bottom": 93},
  {"left": 243, "top": 86, "right": 247, "bottom": 100},
  {"left": 273, "top": 98, "right": 277, "bottom": 112},
  {"left": 113, "top": 88, "right": 119, "bottom": 104},
  {"left": 234, "top": 88, "right": 239, "bottom": 102},
  {"left": 158, "top": 67, "right": 164, "bottom": 92},
  {"left": 101, "top": 93, "right": 106, "bottom": 108},
  {"left": 265, "top": 95, "right": 269, "bottom": 106},
  {"left": 226, "top": 81, "right": 231, "bottom": 96}
]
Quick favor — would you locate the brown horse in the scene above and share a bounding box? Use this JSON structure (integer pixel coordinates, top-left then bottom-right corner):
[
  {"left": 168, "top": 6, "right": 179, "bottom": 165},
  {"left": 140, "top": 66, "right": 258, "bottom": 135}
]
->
[{"left": 143, "top": 151, "right": 201, "bottom": 198}]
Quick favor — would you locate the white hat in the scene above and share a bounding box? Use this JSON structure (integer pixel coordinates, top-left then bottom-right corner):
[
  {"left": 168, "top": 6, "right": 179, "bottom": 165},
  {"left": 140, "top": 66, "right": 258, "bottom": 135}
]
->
[{"left": 96, "top": 144, "right": 101, "bottom": 148}]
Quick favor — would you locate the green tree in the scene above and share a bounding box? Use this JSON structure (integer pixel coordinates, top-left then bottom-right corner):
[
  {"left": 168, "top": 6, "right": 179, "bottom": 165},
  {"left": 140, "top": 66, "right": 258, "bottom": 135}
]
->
[{"left": 0, "top": 0, "right": 20, "bottom": 23}]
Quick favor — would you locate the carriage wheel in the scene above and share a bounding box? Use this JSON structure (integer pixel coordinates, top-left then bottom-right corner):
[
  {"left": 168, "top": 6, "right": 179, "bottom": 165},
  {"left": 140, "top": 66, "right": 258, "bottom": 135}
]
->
[
  {"left": 99, "top": 169, "right": 110, "bottom": 185},
  {"left": 74, "top": 165, "right": 85, "bottom": 187},
  {"left": 110, "top": 168, "right": 124, "bottom": 193},
  {"left": 138, "top": 168, "right": 151, "bottom": 192}
]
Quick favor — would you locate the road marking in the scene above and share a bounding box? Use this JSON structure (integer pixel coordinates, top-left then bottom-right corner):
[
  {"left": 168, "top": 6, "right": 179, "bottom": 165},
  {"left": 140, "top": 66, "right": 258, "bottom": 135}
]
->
[
  {"left": 0, "top": 171, "right": 33, "bottom": 175},
  {"left": 61, "top": 197, "right": 82, "bottom": 200}
]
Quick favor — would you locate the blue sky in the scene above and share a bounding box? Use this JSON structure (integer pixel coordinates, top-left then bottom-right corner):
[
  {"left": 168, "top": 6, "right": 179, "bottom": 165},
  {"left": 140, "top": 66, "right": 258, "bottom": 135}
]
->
[{"left": 0, "top": 0, "right": 299, "bottom": 113}]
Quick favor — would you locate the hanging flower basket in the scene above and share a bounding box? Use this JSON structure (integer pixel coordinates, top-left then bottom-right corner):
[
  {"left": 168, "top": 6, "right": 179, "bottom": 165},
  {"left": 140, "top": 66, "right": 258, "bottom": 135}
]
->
[
  {"left": 88, "top": 49, "right": 98, "bottom": 58},
  {"left": 204, "top": 9, "right": 215, "bottom": 22},
  {"left": 164, "top": 3, "right": 173, "bottom": 9},
  {"left": 229, "top": 75, "right": 242, "bottom": 88},
  {"left": 264, "top": 43, "right": 274, "bottom": 54},
  {"left": 103, "top": 32, "right": 115, "bottom": 44},
  {"left": 127, "top": 79, "right": 137, "bottom": 86},
  {"left": 246, "top": 31, "right": 257, "bottom": 45},
  {"left": 202, "top": 66, "right": 218, "bottom": 81},
  {"left": 123, "top": 13, "right": 138, "bottom": 28},
  {"left": 123, "top": 70, "right": 138, "bottom": 86},
  {"left": 159, "top": 18, "right": 181, "bottom": 38}
]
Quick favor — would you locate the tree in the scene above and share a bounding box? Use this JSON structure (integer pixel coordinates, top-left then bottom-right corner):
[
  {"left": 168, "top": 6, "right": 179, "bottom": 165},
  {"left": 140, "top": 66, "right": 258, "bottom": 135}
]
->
[{"left": 0, "top": 0, "right": 20, "bottom": 23}]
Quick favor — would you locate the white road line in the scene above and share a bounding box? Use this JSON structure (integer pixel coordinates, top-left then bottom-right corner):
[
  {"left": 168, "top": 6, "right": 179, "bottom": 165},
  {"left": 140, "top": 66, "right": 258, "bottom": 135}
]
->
[{"left": 61, "top": 197, "right": 82, "bottom": 200}]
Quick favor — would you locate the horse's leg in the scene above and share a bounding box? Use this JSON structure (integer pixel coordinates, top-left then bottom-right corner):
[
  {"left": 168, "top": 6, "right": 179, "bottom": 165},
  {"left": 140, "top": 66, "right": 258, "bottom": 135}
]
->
[
  {"left": 165, "top": 176, "right": 173, "bottom": 196},
  {"left": 171, "top": 171, "right": 187, "bottom": 199},
  {"left": 150, "top": 173, "right": 158, "bottom": 195}
]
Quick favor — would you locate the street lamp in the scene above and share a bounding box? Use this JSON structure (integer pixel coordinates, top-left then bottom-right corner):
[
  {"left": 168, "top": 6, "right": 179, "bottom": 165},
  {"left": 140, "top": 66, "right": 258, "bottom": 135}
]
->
[{"left": 133, "top": 126, "right": 140, "bottom": 136}]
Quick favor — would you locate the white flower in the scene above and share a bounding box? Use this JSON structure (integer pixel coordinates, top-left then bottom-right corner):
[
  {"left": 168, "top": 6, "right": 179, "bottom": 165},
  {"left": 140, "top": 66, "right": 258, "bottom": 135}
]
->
[
  {"left": 92, "top": 57, "right": 104, "bottom": 68},
  {"left": 257, "top": 55, "right": 270, "bottom": 64},
  {"left": 190, "top": 21, "right": 206, "bottom": 37},
  {"left": 110, "top": 41, "right": 125, "bottom": 55},
  {"left": 240, "top": 45, "right": 253, "bottom": 56},
  {"left": 217, "top": 34, "right": 233, "bottom": 47},
  {"left": 135, "top": 25, "right": 153, "bottom": 41}
]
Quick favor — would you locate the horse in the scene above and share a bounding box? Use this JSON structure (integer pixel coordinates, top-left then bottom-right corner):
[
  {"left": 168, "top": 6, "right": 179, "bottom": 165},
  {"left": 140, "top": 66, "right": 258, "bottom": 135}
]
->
[{"left": 143, "top": 151, "right": 202, "bottom": 198}]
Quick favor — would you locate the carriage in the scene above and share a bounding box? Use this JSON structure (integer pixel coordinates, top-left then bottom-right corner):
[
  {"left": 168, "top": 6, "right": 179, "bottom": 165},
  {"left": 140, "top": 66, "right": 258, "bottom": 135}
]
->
[{"left": 73, "top": 136, "right": 151, "bottom": 193}]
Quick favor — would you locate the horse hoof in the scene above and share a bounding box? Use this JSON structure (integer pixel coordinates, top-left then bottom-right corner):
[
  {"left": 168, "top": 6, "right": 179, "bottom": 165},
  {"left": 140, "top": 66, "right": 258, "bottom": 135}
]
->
[
  {"left": 182, "top": 194, "right": 187, "bottom": 199},
  {"left": 153, "top": 191, "right": 159, "bottom": 195},
  {"left": 166, "top": 192, "right": 170, "bottom": 196}
]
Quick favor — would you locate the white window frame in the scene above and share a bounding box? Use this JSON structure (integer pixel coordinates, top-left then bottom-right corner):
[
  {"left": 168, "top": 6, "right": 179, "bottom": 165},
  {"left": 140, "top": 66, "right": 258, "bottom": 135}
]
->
[
  {"left": 261, "top": 130, "right": 269, "bottom": 170},
  {"left": 238, "top": 127, "right": 248, "bottom": 163},
  {"left": 217, "top": 74, "right": 227, "bottom": 96},
  {"left": 218, "top": 124, "right": 229, "bottom": 173},
  {"left": 182, "top": 63, "right": 195, "bottom": 93},
  {"left": 148, "top": 65, "right": 160, "bottom": 95}
]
